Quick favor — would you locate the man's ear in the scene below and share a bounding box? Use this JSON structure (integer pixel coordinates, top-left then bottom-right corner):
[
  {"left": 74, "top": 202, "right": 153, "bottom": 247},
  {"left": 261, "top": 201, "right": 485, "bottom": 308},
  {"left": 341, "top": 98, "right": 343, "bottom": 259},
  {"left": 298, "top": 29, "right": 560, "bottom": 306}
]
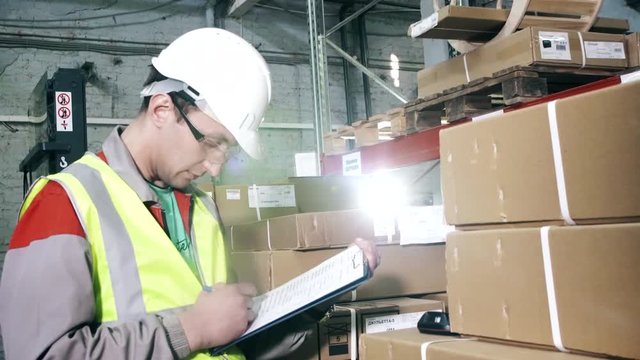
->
[{"left": 147, "top": 93, "right": 175, "bottom": 128}]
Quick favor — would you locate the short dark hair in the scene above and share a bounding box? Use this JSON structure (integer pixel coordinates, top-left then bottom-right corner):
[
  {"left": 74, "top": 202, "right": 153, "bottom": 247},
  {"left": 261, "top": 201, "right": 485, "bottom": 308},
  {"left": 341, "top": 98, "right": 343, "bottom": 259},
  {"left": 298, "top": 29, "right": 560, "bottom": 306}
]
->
[{"left": 139, "top": 65, "right": 193, "bottom": 114}]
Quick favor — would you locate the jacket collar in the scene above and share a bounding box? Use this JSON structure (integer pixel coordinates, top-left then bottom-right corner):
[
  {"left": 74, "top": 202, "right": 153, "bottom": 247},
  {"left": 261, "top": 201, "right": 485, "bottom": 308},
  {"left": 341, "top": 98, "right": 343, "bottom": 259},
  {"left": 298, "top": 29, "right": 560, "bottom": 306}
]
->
[{"left": 101, "top": 126, "right": 159, "bottom": 203}]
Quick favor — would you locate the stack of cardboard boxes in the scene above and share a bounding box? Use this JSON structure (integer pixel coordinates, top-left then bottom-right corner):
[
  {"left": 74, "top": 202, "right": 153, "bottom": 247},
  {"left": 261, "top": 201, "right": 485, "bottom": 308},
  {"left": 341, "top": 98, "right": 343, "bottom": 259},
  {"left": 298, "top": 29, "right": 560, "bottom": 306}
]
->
[
  {"left": 202, "top": 175, "right": 449, "bottom": 360},
  {"left": 358, "top": 66, "right": 640, "bottom": 359},
  {"left": 439, "top": 73, "right": 640, "bottom": 360}
]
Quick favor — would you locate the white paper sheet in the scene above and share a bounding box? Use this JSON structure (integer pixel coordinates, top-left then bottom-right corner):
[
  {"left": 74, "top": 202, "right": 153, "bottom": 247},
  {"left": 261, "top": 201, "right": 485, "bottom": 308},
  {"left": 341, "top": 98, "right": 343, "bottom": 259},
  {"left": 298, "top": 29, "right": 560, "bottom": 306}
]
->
[{"left": 244, "top": 246, "right": 367, "bottom": 335}]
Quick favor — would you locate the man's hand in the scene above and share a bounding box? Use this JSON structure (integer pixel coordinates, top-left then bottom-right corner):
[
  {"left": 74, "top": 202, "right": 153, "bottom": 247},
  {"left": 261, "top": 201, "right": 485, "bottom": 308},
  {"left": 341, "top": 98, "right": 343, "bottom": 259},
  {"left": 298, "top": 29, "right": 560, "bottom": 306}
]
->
[
  {"left": 178, "top": 282, "right": 257, "bottom": 351},
  {"left": 353, "top": 238, "right": 381, "bottom": 273}
]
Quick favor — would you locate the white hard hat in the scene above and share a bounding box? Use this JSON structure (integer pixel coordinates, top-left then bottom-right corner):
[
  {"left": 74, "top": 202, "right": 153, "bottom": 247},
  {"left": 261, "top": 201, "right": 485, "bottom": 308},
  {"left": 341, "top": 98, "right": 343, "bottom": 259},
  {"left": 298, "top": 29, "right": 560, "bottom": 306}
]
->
[{"left": 140, "top": 28, "right": 271, "bottom": 159}]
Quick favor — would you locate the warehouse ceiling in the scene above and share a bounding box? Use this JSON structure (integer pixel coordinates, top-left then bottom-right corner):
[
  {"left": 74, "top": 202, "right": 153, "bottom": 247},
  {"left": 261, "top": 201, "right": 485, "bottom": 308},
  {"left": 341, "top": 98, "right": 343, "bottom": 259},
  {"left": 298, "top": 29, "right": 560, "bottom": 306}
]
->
[
  {"left": 234, "top": 0, "right": 420, "bottom": 18},
  {"left": 627, "top": 0, "right": 640, "bottom": 11}
]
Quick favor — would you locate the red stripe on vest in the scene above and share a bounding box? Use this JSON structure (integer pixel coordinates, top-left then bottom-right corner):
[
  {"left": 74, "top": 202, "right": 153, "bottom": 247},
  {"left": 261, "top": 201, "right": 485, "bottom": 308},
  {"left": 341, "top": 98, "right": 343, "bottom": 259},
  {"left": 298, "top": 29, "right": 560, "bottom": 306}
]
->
[{"left": 9, "top": 182, "right": 86, "bottom": 250}]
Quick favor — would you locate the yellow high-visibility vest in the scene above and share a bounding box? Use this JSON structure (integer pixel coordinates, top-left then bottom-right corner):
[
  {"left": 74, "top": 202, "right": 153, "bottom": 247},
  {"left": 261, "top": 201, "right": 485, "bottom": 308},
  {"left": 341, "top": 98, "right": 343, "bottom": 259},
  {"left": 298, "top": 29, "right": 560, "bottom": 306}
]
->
[{"left": 21, "top": 154, "right": 244, "bottom": 360}]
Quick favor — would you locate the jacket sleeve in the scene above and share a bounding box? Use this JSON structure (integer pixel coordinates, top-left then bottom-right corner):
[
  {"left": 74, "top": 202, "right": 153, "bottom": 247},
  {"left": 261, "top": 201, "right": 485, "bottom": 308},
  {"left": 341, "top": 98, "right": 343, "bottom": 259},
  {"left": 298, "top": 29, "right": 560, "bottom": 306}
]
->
[{"left": 0, "top": 181, "right": 190, "bottom": 360}]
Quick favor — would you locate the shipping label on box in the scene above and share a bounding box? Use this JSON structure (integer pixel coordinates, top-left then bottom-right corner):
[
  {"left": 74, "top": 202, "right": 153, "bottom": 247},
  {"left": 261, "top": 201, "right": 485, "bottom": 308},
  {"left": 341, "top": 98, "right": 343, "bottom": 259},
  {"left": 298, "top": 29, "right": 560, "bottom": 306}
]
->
[
  {"left": 363, "top": 311, "right": 434, "bottom": 334},
  {"left": 225, "top": 188, "right": 241, "bottom": 200},
  {"left": 584, "top": 41, "right": 626, "bottom": 59},
  {"left": 248, "top": 185, "right": 296, "bottom": 208},
  {"left": 538, "top": 31, "right": 571, "bottom": 60},
  {"left": 397, "top": 206, "right": 453, "bottom": 245},
  {"left": 215, "top": 184, "right": 298, "bottom": 226}
]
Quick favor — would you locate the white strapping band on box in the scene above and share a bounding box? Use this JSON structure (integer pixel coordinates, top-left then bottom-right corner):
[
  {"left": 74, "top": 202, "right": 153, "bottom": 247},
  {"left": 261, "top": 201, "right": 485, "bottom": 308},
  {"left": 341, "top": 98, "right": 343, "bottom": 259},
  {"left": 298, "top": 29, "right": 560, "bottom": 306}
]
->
[
  {"left": 266, "top": 219, "right": 272, "bottom": 251},
  {"left": 577, "top": 32, "right": 587, "bottom": 69},
  {"left": 621, "top": 69, "right": 640, "bottom": 84},
  {"left": 472, "top": 110, "right": 504, "bottom": 122},
  {"left": 462, "top": 54, "right": 470, "bottom": 83},
  {"left": 540, "top": 226, "right": 569, "bottom": 353},
  {"left": 334, "top": 306, "right": 358, "bottom": 360},
  {"left": 546, "top": 101, "right": 576, "bottom": 225},
  {"left": 251, "top": 184, "right": 262, "bottom": 221},
  {"left": 420, "top": 338, "right": 476, "bottom": 360}
]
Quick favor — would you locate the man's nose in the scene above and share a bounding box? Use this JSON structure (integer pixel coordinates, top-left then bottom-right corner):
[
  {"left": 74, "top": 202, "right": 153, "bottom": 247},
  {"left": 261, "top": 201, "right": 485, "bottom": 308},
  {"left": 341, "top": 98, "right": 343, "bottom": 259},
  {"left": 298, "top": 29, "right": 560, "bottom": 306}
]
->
[{"left": 202, "top": 160, "right": 222, "bottom": 177}]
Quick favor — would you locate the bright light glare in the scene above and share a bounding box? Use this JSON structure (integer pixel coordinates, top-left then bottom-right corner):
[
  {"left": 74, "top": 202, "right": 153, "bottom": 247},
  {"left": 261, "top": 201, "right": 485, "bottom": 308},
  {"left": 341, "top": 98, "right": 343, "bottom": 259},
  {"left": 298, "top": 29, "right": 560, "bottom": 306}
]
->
[
  {"left": 358, "top": 174, "right": 408, "bottom": 219},
  {"left": 390, "top": 53, "right": 400, "bottom": 88}
]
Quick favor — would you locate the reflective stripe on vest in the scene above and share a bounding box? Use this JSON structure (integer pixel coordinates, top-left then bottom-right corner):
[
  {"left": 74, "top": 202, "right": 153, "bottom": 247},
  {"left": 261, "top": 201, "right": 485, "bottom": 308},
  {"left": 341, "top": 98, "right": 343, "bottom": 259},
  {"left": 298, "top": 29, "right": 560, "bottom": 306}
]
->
[{"left": 22, "top": 153, "right": 243, "bottom": 360}]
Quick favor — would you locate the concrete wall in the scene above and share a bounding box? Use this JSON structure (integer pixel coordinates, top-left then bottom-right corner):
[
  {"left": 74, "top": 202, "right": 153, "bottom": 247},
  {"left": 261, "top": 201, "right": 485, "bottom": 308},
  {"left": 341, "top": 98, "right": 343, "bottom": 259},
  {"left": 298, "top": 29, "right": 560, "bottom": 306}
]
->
[{"left": 0, "top": 1, "right": 423, "bottom": 247}]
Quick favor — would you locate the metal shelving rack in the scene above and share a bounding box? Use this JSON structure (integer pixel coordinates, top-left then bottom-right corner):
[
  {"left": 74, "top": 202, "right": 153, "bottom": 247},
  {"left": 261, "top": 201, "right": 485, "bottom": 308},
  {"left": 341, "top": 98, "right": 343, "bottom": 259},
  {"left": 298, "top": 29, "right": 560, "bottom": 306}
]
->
[
  {"left": 320, "top": 71, "right": 630, "bottom": 175},
  {"left": 306, "top": 0, "right": 410, "bottom": 174}
]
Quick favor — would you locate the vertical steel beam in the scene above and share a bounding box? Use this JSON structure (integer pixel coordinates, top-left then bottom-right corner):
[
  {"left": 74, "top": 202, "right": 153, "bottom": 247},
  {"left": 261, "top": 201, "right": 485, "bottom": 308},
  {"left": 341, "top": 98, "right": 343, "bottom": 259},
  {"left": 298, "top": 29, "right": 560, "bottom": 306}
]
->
[
  {"left": 307, "top": 0, "right": 331, "bottom": 173},
  {"left": 339, "top": 5, "right": 355, "bottom": 125},
  {"left": 358, "top": 15, "right": 372, "bottom": 119}
]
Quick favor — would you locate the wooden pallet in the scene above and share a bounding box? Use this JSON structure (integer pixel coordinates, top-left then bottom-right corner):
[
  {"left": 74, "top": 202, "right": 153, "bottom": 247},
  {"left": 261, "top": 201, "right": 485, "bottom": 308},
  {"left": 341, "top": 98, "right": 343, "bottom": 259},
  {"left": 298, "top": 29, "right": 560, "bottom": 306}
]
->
[
  {"left": 404, "top": 65, "right": 619, "bottom": 129},
  {"left": 323, "top": 126, "right": 354, "bottom": 155},
  {"left": 386, "top": 107, "right": 407, "bottom": 137},
  {"left": 323, "top": 109, "right": 410, "bottom": 154}
]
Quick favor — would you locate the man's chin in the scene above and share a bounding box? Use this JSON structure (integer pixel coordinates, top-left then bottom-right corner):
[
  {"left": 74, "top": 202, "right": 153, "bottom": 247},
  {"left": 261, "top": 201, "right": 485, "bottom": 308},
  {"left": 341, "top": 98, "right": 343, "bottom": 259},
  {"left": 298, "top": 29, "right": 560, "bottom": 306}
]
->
[{"left": 170, "top": 177, "right": 192, "bottom": 190}]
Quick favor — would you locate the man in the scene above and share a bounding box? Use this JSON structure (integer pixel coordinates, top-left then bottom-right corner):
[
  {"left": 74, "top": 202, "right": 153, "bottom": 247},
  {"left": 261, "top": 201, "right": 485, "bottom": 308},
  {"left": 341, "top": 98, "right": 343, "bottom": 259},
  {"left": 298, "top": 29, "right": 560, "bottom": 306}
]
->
[{"left": 0, "top": 28, "right": 379, "bottom": 359}]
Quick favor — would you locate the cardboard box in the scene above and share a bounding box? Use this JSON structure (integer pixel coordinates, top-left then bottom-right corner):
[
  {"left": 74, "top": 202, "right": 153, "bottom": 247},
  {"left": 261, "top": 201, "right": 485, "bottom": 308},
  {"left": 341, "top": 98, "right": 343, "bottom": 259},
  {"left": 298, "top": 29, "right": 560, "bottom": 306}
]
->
[
  {"left": 418, "top": 27, "right": 628, "bottom": 98},
  {"left": 359, "top": 328, "right": 600, "bottom": 360},
  {"left": 232, "top": 244, "right": 446, "bottom": 299},
  {"left": 440, "top": 80, "right": 640, "bottom": 226},
  {"left": 229, "top": 209, "right": 392, "bottom": 251},
  {"left": 214, "top": 184, "right": 298, "bottom": 226},
  {"left": 627, "top": 33, "right": 640, "bottom": 68},
  {"left": 409, "top": 5, "right": 513, "bottom": 41},
  {"left": 196, "top": 180, "right": 215, "bottom": 198},
  {"left": 287, "top": 176, "right": 364, "bottom": 213},
  {"left": 319, "top": 298, "right": 444, "bottom": 360},
  {"left": 446, "top": 223, "right": 640, "bottom": 359}
]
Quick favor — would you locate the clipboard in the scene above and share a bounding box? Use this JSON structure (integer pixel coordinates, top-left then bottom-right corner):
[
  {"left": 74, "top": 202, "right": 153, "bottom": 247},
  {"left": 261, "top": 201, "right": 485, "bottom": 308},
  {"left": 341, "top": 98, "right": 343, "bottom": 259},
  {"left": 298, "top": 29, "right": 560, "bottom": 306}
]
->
[{"left": 210, "top": 246, "right": 371, "bottom": 355}]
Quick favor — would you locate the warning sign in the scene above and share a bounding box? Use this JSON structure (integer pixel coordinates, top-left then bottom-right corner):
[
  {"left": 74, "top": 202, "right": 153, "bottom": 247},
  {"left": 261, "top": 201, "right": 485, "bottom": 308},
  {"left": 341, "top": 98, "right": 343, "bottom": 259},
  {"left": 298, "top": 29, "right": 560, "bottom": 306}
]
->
[{"left": 55, "top": 91, "right": 73, "bottom": 132}]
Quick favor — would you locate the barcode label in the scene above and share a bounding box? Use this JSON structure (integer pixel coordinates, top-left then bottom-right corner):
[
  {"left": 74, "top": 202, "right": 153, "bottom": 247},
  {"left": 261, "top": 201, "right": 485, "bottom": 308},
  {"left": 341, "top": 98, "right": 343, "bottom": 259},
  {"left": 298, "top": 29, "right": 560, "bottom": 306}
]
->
[{"left": 539, "top": 31, "right": 572, "bottom": 61}]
